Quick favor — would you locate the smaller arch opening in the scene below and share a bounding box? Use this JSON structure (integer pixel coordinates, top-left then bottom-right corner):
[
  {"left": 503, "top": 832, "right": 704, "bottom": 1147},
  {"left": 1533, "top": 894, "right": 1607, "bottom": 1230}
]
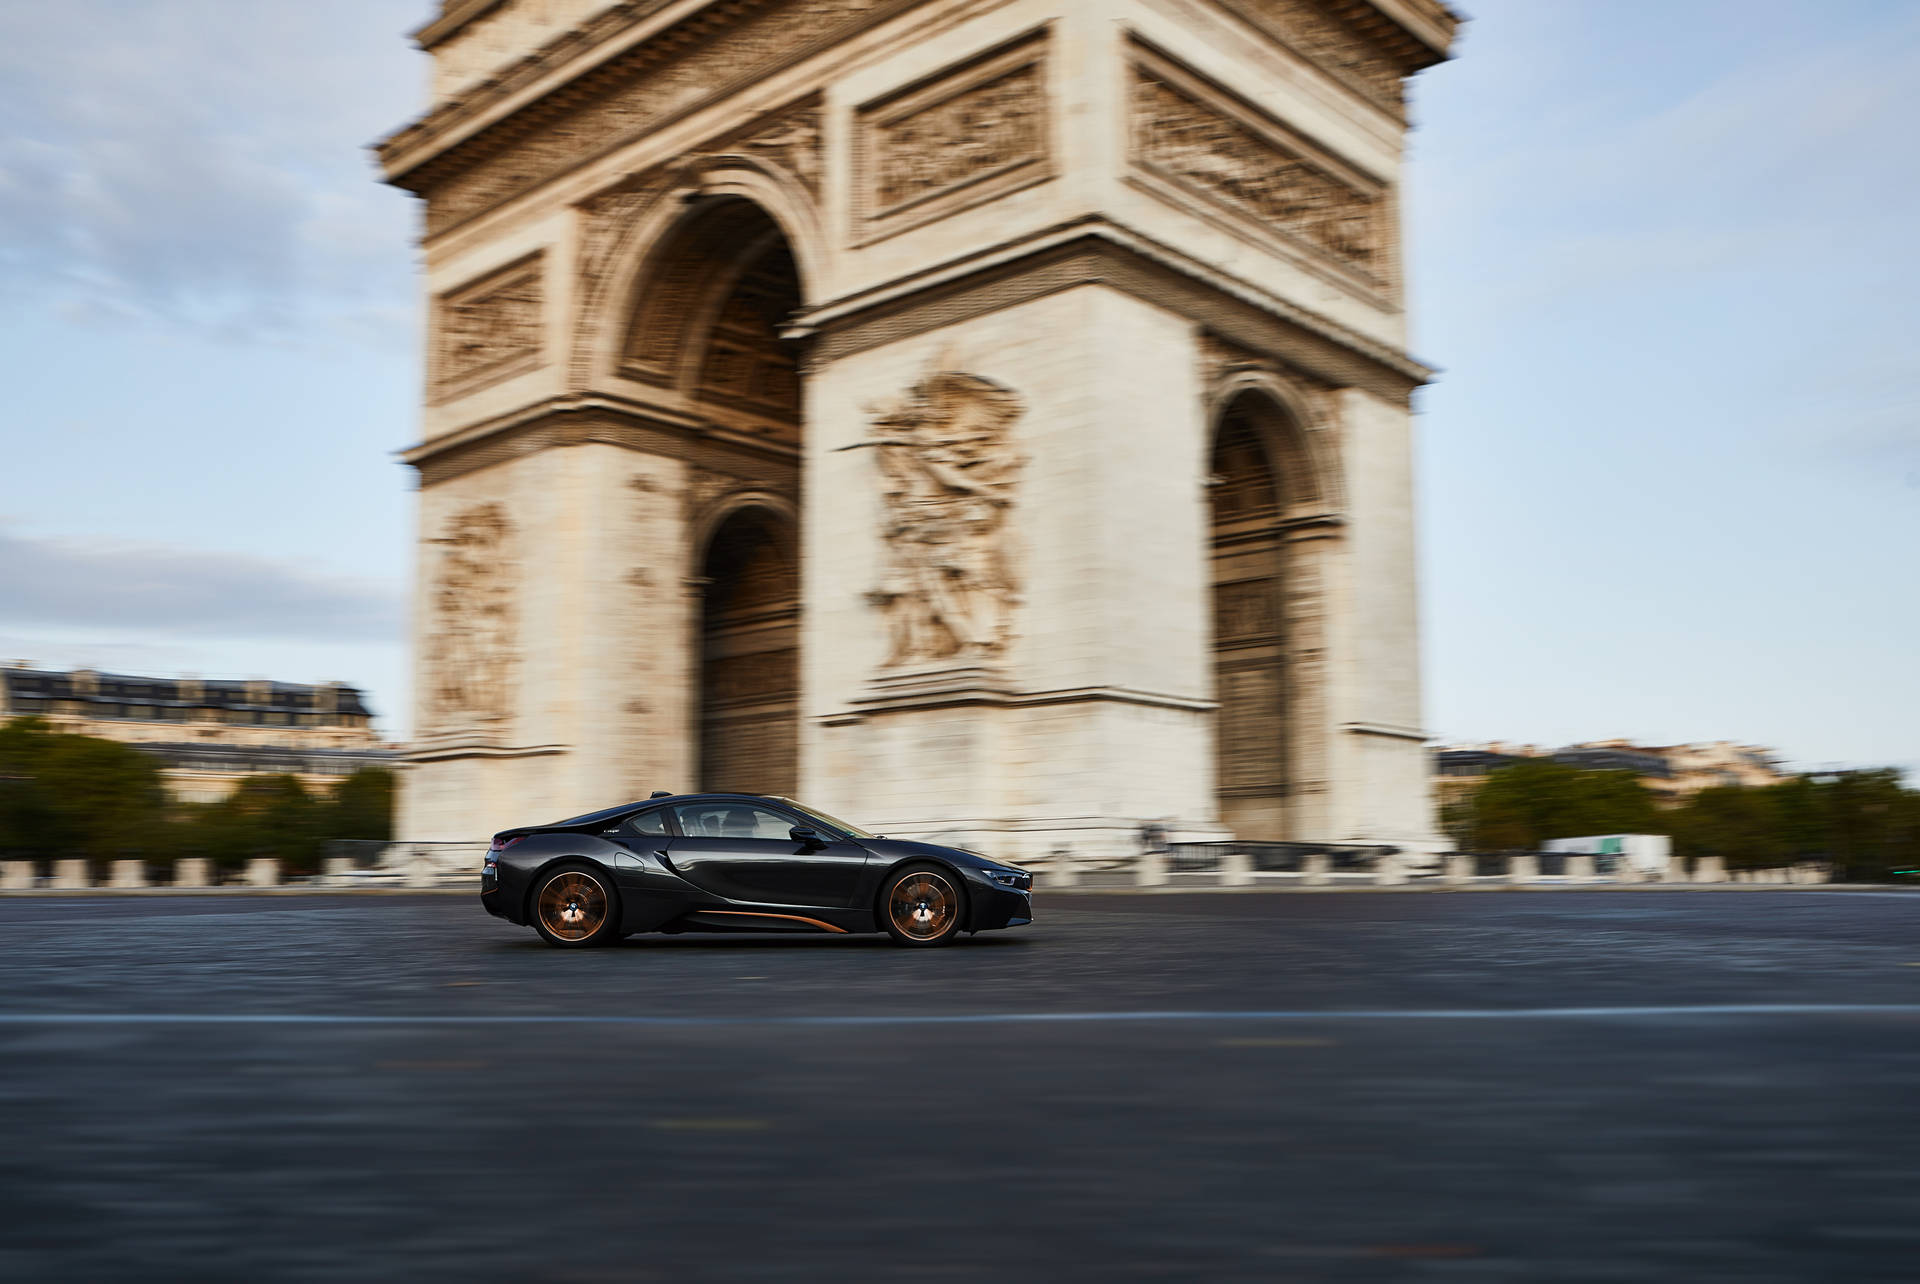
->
[
  {"left": 1209, "top": 392, "right": 1295, "bottom": 839},
  {"left": 697, "top": 506, "right": 799, "bottom": 795}
]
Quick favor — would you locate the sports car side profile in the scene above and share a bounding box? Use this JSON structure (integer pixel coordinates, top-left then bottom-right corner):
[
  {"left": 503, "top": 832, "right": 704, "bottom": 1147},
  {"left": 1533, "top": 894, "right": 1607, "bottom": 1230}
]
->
[{"left": 480, "top": 792, "right": 1033, "bottom": 948}]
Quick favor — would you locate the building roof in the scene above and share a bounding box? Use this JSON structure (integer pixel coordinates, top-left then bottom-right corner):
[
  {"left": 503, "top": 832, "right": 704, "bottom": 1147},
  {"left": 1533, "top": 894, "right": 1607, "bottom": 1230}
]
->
[{"left": 1, "top": 667, "right": 374, "bottom": 720}]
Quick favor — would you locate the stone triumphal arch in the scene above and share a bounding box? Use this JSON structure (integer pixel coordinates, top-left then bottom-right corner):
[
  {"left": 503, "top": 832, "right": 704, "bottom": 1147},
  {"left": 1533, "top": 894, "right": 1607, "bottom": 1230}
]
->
[{"left": 382, "top": 0, "right": 1457, "bottom": 863}]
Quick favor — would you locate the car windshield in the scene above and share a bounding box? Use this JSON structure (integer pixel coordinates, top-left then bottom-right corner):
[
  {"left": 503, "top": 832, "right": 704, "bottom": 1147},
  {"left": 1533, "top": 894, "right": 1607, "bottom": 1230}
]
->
[{"left": 771, "top": 798, "right": 878, "bottom": 840}]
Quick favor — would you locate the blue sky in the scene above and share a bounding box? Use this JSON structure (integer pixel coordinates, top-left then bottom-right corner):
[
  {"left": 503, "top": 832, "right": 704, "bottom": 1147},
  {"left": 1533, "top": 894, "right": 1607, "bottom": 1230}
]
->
[{"left": 1, "top": 1, "right": 1914, "bottom": 777}]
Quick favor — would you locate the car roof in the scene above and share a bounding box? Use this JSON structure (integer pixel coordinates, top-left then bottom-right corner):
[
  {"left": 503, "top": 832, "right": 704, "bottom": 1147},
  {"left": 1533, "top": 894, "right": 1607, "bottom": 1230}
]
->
[{"left": 543, "top": 793, "right": 781, "bottom": 828}]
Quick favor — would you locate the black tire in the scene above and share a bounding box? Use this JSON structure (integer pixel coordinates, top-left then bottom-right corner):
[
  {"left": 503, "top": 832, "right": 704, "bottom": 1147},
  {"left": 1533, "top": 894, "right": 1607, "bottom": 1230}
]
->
[
  {"left": 529, "top": 862, "right": 621, "bottom": 948},
  {"left": 879, "top": 863, "right": 966, "bottom": 948}
]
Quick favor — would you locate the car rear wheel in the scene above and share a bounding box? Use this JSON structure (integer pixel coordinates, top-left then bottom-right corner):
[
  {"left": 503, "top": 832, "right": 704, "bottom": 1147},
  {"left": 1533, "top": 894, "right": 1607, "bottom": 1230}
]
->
[
  {"left": 531, "top": 863, "right": 620, "bottom": 948},
  {"left": 880, "top": 863, "right": 965, "bottom": 947}
]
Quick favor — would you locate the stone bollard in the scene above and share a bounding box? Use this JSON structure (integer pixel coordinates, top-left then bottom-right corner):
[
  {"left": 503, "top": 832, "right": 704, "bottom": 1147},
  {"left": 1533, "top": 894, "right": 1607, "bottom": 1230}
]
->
[
  {"left": 52, "top": 859, "right": 89, "bottom": 890},
  {"left": 174, "top": 857, "right": 211, "bottom": 888},
  {"left": 1661, "top": 855, "right": 1688, "bottom": 883},
  {"left": 1567, "top": 854, "right": 1596, "bottom": 881},
  {"left": 1508, "top": 853, "right": 1537, "bottom": 885},
  {"left": 1, "top": 861, "right": 34, "bottom": 891},
  {"left": 109, "top": 860, "right": 147, "bottom": 890},
  {"left": 1374, "top": 852, "right": 1406, "bottom": 887},
  {"left": 1135, "top": 849, "right": 1168, "bottom": 888},
  {"left": 1615, "top": 860, "right": 1647, "bottom": 885},
  {"left": 1303, "top": 851, "right": 1329, "bottom": 887},
  {"left": 1222, "top": 848, "right": 1254, "bottom": 887},
  {"left": 406, "top": 848, "right": 442, "bottom": 890},
  {"left": 324, "top": 856, "right": 355, "bottom": 888},
  {"left": 244, "top": 858, "right": 280, "bottom": 888},
  {"left": 1444, "top": 853, "right": 1471, "bottom": 885},
  {"left": 1042, "top": 848, "right": 1078, "bottom": 889},
  {"left": 1695, "top": 855, "right": 1726, "bottom": 883},
  {"left": 1807, "top": 863, "right": 1832, "bottom": 885}
]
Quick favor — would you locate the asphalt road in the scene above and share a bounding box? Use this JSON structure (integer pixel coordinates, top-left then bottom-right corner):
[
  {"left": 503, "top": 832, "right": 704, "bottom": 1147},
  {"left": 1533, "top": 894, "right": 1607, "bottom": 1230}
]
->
[{"left": 2, "top": 889, "right": 1917, "bottom": 1281}]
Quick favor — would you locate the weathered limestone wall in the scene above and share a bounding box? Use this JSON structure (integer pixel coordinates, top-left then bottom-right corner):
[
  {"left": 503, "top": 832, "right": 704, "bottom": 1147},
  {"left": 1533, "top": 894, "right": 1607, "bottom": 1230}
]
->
[{"left": 804, "top": 285, "right": 1221, "bottom": 864}]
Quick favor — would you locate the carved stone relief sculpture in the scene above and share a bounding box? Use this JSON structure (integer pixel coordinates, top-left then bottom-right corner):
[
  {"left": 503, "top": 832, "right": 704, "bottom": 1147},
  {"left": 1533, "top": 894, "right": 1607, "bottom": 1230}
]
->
[
  {"left": 859, "top": 372, "right": 1026, "bottom": 665},
  {"left": 426, "top": 502, "right": 519, "bottom": 730},
  {"left": 1129, "top": 60, "right": 1384, "bottom": 284},
  {"left": 433, "top": 252, "right": 545, "bottom": 399},
  {"left": 856, "top": 35, "right": 1050, "bottom": 242}
]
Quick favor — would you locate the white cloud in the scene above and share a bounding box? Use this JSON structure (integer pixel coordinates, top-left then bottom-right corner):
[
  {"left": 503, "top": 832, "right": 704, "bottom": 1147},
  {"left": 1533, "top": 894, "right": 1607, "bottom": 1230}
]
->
[
  {"left": 0, "top": 0, "right": 430, "bottom": 344},
  {"left": 0, "top": 523, "right": 404, "bottom": 644}
]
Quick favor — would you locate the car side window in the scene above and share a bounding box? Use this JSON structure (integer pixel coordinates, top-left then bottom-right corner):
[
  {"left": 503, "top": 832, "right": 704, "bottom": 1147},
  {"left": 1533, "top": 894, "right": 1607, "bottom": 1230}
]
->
[
  {"left": 671, "top": 803, "right": 801, "bottom": 842},
  {"left": 626, "top": 808, "right": 671, "bottom": 837}
]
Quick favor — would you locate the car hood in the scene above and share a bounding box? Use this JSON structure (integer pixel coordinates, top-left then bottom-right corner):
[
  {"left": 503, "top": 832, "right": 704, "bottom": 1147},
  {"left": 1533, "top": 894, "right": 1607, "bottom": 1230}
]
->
[{"left": 857, "top": 837, "right": 1025, "bottom": 873}]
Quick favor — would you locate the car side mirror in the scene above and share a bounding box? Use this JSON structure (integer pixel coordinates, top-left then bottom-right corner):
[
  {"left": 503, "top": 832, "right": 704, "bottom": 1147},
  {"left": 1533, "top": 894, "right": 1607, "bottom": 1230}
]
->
[{"left": 789, "top": 826, "right": 822, "bottom": 847}]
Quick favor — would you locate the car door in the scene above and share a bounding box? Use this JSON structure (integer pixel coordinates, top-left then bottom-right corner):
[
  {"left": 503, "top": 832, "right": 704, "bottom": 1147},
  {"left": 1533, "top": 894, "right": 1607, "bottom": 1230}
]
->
[{"left": 665, "top": 801, "right": 870, "bottom": 908}]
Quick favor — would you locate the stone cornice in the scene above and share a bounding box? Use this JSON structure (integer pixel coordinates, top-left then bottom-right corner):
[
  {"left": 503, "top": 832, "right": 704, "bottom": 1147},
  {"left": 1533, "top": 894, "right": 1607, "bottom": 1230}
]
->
[
  {"left": 380, "top": 0, "right": 1456, "bottom": 232},
  {"left": 401, "top": 393, "right": 802, "bottom": 487},
  {"left": 1333, "top": 0, "right": 1459, "bottom": 69},
  {"left": 414, "top": 0, "right": 509, "bottom": 50},
  {"left": 796, "top": 218, "right": 1434, "bottom": 401}
]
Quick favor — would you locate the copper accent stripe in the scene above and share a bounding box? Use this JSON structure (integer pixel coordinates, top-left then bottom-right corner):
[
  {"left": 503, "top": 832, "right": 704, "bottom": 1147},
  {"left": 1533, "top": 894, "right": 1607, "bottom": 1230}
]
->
[{"left": 698, "top": 910, "right": 848, "bottom": 934}]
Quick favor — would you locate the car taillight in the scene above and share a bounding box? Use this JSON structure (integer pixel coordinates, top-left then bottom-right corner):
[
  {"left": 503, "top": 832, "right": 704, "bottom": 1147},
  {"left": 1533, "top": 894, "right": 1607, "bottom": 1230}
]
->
[{"left": 489, "top": 835, "right": 526, "bottom": 852}]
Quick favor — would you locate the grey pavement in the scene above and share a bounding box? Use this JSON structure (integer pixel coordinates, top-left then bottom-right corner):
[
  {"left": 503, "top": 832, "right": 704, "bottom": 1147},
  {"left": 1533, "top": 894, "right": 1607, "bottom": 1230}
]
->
[{"left": 1, "top": 891, "right": 1917, "bottom": 1280}]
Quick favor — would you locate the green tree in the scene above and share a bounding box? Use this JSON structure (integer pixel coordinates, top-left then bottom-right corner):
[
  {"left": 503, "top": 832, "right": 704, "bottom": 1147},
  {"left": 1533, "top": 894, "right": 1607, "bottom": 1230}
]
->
[
  {"left": 327, "top": 768, "right": 394, "bottom": 842},
  {"left": 0, "top": 716, "right": 166, "bottom": 865},
  {"left": 1459, "top": 758, "right": 1659, "bottom": 852}
]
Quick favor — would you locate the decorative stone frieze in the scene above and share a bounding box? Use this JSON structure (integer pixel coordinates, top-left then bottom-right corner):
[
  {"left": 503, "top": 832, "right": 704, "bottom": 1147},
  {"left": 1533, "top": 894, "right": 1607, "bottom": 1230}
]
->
[
  {"left": 861, "top": 372, "right": 1026, "bottom": 665},
  {"left": 855, "top": 34, "right": 1051, "bottom": 243},
  {"left": 1214, "top": 0, "right": 1404, "bottom": 115},
  {"left": 432, "top": 252, "right": 545, "bottom": 400},
  {"left": 425, "top": 503, "right": 519, "bottom": 731},
  {"left": 1129, "top": 47, "right": 1386, "bottom": 286},
  {"left": 414, "top": 0, "right": 914, "bottom": 235}
]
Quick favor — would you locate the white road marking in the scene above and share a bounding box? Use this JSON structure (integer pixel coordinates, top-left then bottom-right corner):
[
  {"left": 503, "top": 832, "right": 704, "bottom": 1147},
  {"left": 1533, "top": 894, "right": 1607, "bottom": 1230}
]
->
[{"left": 0, "top": 1004, "right": 1914, "bottom": 1028}]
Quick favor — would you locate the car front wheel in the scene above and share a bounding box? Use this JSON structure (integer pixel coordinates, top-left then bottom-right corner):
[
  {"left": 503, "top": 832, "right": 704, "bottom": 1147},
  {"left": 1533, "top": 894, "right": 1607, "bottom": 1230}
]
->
[
  {"left": 880, "top": 863, "right": 965, "bottom": 947},
  {"left": 531, "top": 862, "right": 620, "bottom": 948}
]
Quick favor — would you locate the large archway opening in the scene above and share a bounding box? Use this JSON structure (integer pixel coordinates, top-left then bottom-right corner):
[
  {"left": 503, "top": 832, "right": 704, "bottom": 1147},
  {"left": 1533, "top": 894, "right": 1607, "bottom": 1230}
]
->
[
  {"left": 1209, "top": 393, "right": 1294, "bottom": 840},
  {"left": 625, "top": 196, "right": 807, "bottom": 794}
]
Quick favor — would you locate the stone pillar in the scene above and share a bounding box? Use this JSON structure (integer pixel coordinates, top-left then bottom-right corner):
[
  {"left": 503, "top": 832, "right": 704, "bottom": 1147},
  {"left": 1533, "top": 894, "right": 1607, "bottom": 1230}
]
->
[
  {"left": 1807, "top": 863, "right": 1832, "bottom": 885},
  {"left": 1221, "top": 848, "right": 1254, "bottom": 887},
  {"left": 1303, "top": 851, "right": 1329, "bottom": 887},
  {"left": 1567, "top": 854, "right": 1596, "bottom": 881},
  {"left": 1135, "top": 849, "right": 1168, "bottom": 888},
  {"left": 109, "top": 860, "right": 147, "bottom": 890},
  {"left": 1695, "top": 855, "right": 1726, "bottom": 883},
  {"left": 1508, "top": 853, "right": 1537, "bottom": 884},
  {"left": 324, "top": 856, "right": 354, "bottom": 887},
  {"left": 1616, "top": 860, "right": 1647, "bottom": 885},
  {"left": 0, "top": 862, "right": 34, "bottom": 891},
  {"left": 1374, "top": 851, "right": 1406, "bottom": 887},
  {"left": 52, "top": 859, "right": 88, "bottom": 890},
  {"left": 1661, "top": 855, "right": 1688, "bottom": 883},
  {"left": 175, "top": 858, "right": 212, "bottom": 888},
  {"left": 244, "top": 858, "right": 280, "bottom": 888},
  {"left": 1443, "top": 853, "right": 1471, "bottom": 885}
]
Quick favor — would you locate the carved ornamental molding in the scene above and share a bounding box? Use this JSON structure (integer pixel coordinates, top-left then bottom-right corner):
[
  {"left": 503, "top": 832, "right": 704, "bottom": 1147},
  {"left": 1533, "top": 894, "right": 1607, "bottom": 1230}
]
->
[
  {"left": 1128, "top": 43, "right": 1388, "bottom": 290},
  {"left": 1214, "top": 0, "right": 1405, "bottom": 116},
  {"left": 569, "top": 98, "right": 821, "bottom": 389},
  {"left": 859, "top": 372, "right": 1026, "bottom": 665},
  {"left": 424, "top": 502, "right": 519, "bottom": 732},
  {"left": 854, "top": 32, "right": 1052, "bottom": 244},
  {"left": 431, "top": 251, "right": 545, "bottom": 401},
  {"left": 401, "top": 0, "right": 915, "bottom": 237}
]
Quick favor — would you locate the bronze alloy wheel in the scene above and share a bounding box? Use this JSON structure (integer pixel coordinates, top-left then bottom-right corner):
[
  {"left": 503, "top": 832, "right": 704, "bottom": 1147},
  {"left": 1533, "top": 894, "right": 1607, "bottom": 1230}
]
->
[
  {"left": 536, "top": 869, "right": 611, "bottom": 944},
  {"left": 887, "top": 869, "right": 959, "bottom": 943}
]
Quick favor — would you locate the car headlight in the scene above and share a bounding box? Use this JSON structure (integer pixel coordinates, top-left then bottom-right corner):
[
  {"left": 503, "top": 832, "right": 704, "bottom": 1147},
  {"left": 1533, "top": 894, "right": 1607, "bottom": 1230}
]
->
[{"left": 980, "top": 867, "right": 1028, "bottom": 888}]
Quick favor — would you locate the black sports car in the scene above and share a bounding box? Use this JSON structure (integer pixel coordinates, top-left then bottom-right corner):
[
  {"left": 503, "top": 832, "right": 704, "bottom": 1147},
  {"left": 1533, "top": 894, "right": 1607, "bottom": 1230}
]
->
[{"left": 480, "top": 792, "right": 1034, "bottom": 948}]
